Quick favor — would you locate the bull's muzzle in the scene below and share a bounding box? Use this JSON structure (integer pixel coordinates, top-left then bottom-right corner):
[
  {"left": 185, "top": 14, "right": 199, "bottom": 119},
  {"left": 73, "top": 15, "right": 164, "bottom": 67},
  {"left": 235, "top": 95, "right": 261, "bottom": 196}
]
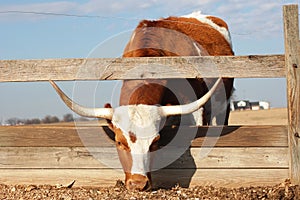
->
[{"left": 126, "top": 174, "right": 151, "bottom": 191}]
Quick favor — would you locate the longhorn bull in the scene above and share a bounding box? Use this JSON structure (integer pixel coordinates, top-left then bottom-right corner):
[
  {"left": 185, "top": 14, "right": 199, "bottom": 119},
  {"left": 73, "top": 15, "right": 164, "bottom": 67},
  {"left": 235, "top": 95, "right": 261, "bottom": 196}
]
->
[{"left": 50, "top": 11, "right": 234, "bottom": 191}]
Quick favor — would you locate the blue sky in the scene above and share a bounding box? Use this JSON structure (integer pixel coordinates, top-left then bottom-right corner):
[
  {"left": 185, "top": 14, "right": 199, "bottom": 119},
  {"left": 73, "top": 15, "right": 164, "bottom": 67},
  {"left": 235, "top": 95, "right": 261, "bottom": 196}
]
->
[{"left": 0, "top": 0, "right": 298, "bottom": 122}]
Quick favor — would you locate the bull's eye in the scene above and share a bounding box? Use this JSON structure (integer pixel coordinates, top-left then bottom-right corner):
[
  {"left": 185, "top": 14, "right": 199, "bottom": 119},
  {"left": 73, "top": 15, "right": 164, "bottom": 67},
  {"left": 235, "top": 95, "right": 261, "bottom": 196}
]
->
[
  {"left": 116, "top": 140, "right": 129, "bottom": 151},
  {"left": 116, "top": 141, "right": 123, "bottom": 148}
]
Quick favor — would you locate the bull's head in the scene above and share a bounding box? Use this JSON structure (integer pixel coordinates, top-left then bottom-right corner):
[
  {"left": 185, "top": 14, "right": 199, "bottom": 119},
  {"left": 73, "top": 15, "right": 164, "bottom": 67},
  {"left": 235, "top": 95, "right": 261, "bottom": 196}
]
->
[{"left": 49, "top": 78, "right": 221, "bottom": 191}]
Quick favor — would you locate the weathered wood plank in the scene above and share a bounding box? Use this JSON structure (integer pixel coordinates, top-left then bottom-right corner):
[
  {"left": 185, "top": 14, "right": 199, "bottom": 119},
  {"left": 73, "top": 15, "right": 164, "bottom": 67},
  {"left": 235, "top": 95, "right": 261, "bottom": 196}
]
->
[
  {"left": 174, "top": 125, "right": 288, "bottom": 147},
  {"left": 0, "top": 169, "right": 123, "bottom": 187},
  {"left": 0, "top": 55, "right": 285, "bottom": 82},
  {"left": 283, "top": 4, "right": 300, "bottom": 185},
  {"left": 0, "top": 126, "right": 114, "bottom": 147},
  {"left": 229, "top": 108, "right": 288, "bottom": 125},
  {"left": 153, "top": 169, "right": 288, "bottom": 188},
  {"left": 0, "top": 147, "right": 288, "bottom": 169},
  {"left": 0, "top": 147, "right": 120, "bottom": 169},
  {"left": 188, "top": 147, "right": 288, "bottom": 169},
  {"left": 0, "top": 169, "right": 288, "bottom": 188},
  {"left": 0, "top": 125, "right": 287, "bottom": 147}
]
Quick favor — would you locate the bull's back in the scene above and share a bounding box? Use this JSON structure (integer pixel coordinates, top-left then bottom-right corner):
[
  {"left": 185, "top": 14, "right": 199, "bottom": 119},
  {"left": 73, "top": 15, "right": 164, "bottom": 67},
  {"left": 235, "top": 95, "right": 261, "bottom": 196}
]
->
[{"left": 120, "top": 15, "right": 234, "bottom": 124}]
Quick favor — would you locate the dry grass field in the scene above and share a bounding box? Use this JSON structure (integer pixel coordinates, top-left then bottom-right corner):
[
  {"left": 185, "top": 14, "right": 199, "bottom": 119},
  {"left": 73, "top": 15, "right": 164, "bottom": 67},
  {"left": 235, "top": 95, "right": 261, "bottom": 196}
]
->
[{"left": 229, "top": 108, "right": 288, "bottom": 125}]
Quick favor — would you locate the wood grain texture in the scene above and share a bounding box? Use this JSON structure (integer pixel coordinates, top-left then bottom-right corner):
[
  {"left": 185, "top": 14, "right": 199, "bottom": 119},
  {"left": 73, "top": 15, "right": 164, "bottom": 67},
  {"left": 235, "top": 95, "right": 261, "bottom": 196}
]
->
[
  {"left": 0, "top": 55, "right": 285, "bottom": 82},
  {"left": 178, "top": 125, "right": 288, "bottom": 147},
  {"left": 0, "top": 169, "right": 288, "bottom": 188},
  {"left": 229, "top": 108, "right": 288, "bottom": 125},
  {"left": 0, "top": 125, "right": 288, "bottom": 147},
  {"left": 283, "top": 4, "right": 300, "bottom": 185},
  {"left": 0, "top": 122, "right": 288, "bottom": 187},
  {"left": 153, "top": 169, "right": 288, "bottom": 188},
  {"left": 0, "top": 147, "right": 288, "bottom": 169},
  {"left": 0, "top": 125, "right": 114, "bottom": 147}
]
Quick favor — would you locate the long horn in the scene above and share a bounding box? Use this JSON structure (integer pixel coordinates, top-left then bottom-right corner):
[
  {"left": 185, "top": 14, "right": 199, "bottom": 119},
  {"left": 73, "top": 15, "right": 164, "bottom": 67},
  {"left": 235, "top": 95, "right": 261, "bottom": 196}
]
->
[
  {"left": 49, "top": 80, "right": 113, "bottom": 120},
  {"left": 159, "top": 77, "right": 222, "bottom": 116}
]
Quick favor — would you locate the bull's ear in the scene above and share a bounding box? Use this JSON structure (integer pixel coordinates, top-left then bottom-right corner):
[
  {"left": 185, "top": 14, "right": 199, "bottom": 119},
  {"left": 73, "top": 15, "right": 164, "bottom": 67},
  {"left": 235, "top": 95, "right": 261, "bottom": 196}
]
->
[
  {"left": 104, "top": 103, "right": 114, "bottom": 129},
  {"left": 103, "top": 103, "right": 115, "bottom": 141}
]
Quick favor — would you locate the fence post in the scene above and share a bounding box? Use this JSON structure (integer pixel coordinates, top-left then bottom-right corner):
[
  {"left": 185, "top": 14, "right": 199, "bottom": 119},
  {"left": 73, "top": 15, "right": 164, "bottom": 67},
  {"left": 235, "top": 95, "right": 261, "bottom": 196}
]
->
[{"left": 283, "top": 4, "right": 300, "bottom": 185}]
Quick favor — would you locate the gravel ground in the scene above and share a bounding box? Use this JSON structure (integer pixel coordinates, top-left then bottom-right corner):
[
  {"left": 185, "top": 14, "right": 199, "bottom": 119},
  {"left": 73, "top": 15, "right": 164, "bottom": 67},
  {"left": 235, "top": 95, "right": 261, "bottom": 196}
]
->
[{"left": 0, "top": 179, "right": 299, "bottom": 200}]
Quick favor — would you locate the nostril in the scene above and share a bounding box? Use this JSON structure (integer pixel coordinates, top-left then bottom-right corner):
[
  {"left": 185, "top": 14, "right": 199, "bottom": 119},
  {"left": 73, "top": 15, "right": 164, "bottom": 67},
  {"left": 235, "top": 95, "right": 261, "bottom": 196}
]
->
[
  {"left": 128, "top": 180, "right": 135, "bottom": 187},
  {"left": 143, "top": 180, "right": 151, "bottom": 191},
  {"left": 127, "top": 179, "right": 150, "bottom": 191}
]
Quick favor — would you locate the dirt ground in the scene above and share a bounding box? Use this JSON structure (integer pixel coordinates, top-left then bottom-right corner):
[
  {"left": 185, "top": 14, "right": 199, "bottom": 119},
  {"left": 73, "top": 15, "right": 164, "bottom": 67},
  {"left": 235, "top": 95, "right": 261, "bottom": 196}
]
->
[{"left": 0, "top": 179, "right": 299, "bottom": 200}]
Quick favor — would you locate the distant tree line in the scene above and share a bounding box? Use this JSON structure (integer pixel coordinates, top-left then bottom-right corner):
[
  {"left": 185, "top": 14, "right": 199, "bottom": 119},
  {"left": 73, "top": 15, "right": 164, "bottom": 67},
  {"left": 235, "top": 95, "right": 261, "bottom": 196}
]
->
[{"left": 3, "top": 113, "right": 89, "bottom": 126}]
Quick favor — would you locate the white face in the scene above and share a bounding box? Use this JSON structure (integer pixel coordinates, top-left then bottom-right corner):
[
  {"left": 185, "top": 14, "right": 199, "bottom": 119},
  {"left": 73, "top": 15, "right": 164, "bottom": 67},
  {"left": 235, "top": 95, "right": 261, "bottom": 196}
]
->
[{"left": 111, "top": 105, "right": 162, "bottom": 175}]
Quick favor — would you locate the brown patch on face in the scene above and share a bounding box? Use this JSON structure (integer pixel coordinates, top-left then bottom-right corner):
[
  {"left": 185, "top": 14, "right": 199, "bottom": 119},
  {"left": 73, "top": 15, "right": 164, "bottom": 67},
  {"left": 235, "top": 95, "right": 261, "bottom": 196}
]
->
[
  {"left": 117, "top": 147, "right": 132, "bottom": 175},
  {"left": 114, "top": 128, "right": 130, "bottom": 151},
  {"left": 114, "top": 128, "right": 133, "bottom": 175},
  {"left": 129, "top": 131, "right": 137, "bottom": 143}
]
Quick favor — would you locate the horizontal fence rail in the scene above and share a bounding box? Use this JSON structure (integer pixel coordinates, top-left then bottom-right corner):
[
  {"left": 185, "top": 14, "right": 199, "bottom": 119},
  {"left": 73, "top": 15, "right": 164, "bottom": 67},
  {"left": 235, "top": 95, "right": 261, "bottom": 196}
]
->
[
  {"left": 0, "top": 55, "right": 285, "bottom": 82},
  {"left": 0, "top": 125, "right": 288, "bottom": 147}
]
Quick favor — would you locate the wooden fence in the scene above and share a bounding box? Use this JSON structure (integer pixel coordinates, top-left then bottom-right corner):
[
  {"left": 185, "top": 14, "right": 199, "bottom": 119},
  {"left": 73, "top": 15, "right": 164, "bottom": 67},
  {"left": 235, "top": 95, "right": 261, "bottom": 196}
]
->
[{"left": 0, "top": 4, "right": 299, "bottom": 188}]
